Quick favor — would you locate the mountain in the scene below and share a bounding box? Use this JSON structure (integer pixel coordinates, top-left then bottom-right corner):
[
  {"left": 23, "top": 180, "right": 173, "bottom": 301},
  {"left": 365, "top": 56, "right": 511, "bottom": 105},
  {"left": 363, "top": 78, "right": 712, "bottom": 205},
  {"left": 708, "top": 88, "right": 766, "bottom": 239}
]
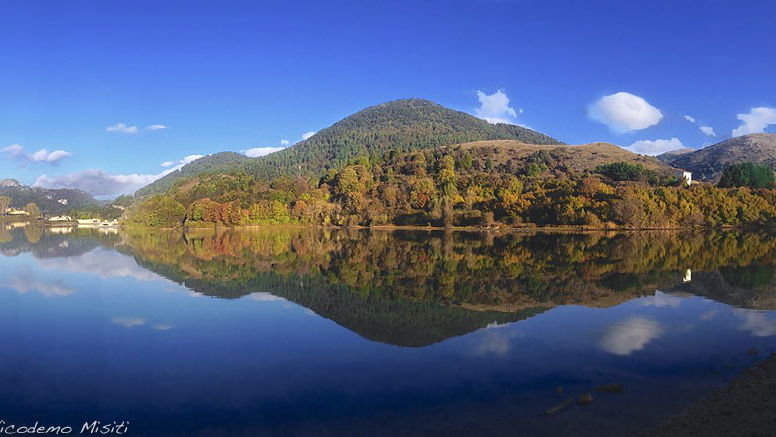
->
[
  {"left": 136, "top": 99, "right": 561, "bottom": 196},
  {"left": 136, "top": 151, "right": 252, "bottom": 197},
  {"left": 245, "top": 98, "right": 561, "bottom": 178},
  {"left": 656, "top": 148, "right": 694, "bottom": 163},
  {"left": 665, "top": 133, "right": 776, "bottom": 180},
  {"left": 0, "top": 183, "right": 96, "bottom": 215},
  {"left": 455, "top": 140, "right": 675, "bottom": 175}
]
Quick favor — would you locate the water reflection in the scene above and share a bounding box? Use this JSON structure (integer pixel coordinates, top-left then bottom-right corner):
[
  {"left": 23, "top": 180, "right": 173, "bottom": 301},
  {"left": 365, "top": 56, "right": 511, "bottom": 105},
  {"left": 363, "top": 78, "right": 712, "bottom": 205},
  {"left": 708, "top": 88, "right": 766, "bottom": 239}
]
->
[
  {"left": 600, "top": 316, "right": 663, "bottom": 356},
  {"left": 0, "top": 225, "right": 775, "bottom": 436}
]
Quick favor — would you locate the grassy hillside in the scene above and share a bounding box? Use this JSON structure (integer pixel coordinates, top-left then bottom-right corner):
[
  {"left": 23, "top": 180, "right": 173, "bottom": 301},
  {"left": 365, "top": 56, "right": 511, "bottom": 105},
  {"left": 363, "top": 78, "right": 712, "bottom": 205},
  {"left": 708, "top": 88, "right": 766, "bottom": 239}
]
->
[
  {"left": 136, "top": 99, "right": 561, "bottom": 196},
  {"left": 667, "top": 133, "right": 776, "bottom": 180},
  {"left": 456, "top": 140, "right": 675, "bottom": 175}
]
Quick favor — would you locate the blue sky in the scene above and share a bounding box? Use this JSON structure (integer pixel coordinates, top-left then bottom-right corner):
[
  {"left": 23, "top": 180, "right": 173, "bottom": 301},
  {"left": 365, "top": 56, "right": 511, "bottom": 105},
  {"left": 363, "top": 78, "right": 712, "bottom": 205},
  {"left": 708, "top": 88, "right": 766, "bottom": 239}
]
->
[{"left": 1, "top": 0, "right": 775, "bottom": 196}]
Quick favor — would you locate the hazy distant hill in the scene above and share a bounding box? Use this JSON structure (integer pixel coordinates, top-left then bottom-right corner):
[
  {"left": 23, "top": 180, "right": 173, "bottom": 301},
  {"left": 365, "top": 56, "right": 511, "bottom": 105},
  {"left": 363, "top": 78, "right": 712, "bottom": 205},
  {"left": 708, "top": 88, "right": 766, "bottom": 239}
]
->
[
  {"left": 136, "top": 99, "right": 561, "bottom": 196},
  {"left": 0, "top": 182, "right": 96, "bottom": 214},
  {"left": 665, "top": 134, "right": 776, "bottom": 180}
]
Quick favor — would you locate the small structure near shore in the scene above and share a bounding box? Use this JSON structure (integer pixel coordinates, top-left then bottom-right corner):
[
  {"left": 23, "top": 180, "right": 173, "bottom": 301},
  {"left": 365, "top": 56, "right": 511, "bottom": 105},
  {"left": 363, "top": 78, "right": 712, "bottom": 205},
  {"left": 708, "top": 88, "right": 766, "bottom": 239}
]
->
[
  {"left": 77, "top": 218, "right": 119, "bottom": 227},
  {"left": 6, "top": 208, "right": 29, "bottom": 216}
]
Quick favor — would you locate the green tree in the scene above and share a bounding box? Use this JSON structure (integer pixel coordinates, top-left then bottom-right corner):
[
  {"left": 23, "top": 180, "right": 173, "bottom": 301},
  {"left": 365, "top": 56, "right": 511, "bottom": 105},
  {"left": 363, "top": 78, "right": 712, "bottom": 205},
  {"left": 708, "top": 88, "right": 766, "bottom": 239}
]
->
[
  {"left": 718, "top": 163, "right": 775, "bottom": 189},
  {"left": 24, "top": 202, "right": 41, "bottom": 219},
  {"left": 129, "top": 195, "right": 186, "bottom": 227},
  {"left": 0, "top": 196, "right": 9, "bottom": 214}
]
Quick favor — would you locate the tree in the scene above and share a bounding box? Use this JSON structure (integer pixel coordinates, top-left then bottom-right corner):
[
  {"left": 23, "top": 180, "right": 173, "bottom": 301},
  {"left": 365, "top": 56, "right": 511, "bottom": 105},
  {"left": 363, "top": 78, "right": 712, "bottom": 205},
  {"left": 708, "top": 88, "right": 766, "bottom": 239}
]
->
[
  {"left": 129, "top": 195, "right": 185, "bottom": 227},
  {"left": 595, "top": 162, "right": 650, "bottom": 181},
  {"left": 24, "top": 202, "right": 41, "bottom": 219},
  {"left": 718, "top": 163, "right": 774, "bottom": 189},
  {"left": 0, "top": 196, "right": 9, "bottom": 214}
]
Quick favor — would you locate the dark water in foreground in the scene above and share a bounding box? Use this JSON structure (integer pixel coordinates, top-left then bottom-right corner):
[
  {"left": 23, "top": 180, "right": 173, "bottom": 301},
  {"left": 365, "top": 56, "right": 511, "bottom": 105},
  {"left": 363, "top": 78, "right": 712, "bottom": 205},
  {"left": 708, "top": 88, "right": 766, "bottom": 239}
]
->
[{"left": 1, "top": 226, "right": 775, "bottom": 436}]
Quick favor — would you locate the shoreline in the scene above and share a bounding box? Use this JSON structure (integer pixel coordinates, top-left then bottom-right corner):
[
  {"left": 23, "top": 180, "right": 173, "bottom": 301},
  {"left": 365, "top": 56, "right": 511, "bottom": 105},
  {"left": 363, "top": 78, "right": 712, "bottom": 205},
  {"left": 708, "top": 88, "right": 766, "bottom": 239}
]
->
[
  {"left": 120, "top": 222, "right": 776, "bottom": 233},
  {"left": 642, "top": 353, "right": 776, "bottom": 436}
]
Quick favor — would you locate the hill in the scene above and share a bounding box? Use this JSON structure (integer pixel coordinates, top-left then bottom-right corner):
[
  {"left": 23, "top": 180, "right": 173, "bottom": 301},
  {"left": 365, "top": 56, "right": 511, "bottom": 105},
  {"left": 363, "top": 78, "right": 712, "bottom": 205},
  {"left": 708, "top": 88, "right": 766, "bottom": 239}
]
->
[
  {"left": 0, "top": 183, "right": 96, "bottom": 215},
  {"left": 136, "top": 151, "right": 252, "bottom": 197},
  {"left": 656, "top": 148, "right": 694, "bottom": 163},
  {"left": 136, "top": 99, "right": 561, "bottom": 196},
  {"left": 126, "top": 132, "right": 776, "bottom": 230},
  {"left": 455, "top": 140, "right": 675, "bottom": 175},
  {"left": 246, "top": 99, "right": 561, "bottom": 177},
  {"left": 665, "top": 133, "right": 776, "bottom": 180}
]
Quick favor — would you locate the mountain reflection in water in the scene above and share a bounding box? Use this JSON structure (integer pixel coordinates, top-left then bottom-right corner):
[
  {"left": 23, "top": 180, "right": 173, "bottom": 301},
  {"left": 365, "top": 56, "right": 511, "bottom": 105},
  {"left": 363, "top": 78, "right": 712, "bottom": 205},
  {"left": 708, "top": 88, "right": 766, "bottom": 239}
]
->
[{"left": 0, "top": 226, "right": 775, "bottom": 436}]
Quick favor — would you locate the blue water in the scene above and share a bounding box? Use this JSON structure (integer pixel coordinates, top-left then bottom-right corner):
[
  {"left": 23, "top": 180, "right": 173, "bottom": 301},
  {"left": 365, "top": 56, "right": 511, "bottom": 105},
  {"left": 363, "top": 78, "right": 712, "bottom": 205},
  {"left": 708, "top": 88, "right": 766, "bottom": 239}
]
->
[{"left": 0, "top": 227, "right": 774, "bottom": 436}]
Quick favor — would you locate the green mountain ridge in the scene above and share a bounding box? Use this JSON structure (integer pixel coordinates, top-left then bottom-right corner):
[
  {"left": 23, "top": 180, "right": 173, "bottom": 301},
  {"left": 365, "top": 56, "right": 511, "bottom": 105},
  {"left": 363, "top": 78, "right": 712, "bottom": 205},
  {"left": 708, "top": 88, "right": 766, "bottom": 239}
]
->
[
  {"left": 136, "top": 151, "right": 252, "bottom": 197},
  {"left": 136, "top": 98, "right": 562, "bottom": 196}
]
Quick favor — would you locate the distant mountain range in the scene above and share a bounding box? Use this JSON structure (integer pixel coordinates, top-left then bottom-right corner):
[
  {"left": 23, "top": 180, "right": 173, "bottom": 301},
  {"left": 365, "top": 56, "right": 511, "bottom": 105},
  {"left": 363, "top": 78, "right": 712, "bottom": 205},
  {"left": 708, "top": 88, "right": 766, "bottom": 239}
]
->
[
  {"left": 659, "top": 133, "right": 776, "bottom": 181},
  {"left": 0, "top": 179, "right": 96, "bottom": 215},
  {"left": 137, "top": 98, "right": 561, "bottom": 196}
]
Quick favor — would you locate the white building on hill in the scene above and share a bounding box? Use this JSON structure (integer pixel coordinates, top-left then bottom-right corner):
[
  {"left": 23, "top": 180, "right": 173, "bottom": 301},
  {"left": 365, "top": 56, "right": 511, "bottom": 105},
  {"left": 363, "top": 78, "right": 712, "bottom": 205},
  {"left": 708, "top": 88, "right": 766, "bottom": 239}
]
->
[{"left": 674, "top": 170, "right": 692, "bottom": 187}]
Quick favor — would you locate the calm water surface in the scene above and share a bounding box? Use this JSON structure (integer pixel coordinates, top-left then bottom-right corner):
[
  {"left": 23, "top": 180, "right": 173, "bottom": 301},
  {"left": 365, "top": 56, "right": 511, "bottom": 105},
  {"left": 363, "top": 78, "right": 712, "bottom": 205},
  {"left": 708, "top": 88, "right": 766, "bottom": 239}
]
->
[{"left": 1, "top": 226, "right": 775, "bottom": 436}]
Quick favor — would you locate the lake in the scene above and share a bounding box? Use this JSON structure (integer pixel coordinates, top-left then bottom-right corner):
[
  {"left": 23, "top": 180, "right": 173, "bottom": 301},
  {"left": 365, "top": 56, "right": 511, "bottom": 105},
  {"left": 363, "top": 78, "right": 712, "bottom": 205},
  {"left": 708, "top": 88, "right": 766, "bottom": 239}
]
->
[{"left": 1, "top": 226, "right": 775, "bottom": 436}]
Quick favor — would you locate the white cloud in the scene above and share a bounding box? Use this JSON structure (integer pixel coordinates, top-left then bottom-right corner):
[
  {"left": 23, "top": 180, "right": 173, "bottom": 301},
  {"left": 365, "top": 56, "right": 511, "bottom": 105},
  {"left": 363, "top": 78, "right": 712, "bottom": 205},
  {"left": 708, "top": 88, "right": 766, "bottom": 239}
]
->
[
  {"left": 626, "top": 137, "right": 684, "bottom": 156},
  {"left": 181, "top": 154, "right": 203, "bottom": 164},
  {"left": 32, "top": 149, "right": 71, "bottom": 163},
  {"left": 737, "top": 310, "right": 776, "bottom": 337},
  {"left": 112, "top": 317, "right": 146, "bottom": 328},
  {"left": 106, "top": 123, "right": 139, "bottom": 134},
  {"left": 280, "top": 139, "right": 290, "bottom": 146},
  {"left": 2, "top": 144, "right": 71, "bottom": 164},
  {"left": 699, "top": 126, "right": 716, "bottom": 137},
  {"left": 35, "top": 153, "right": 204, "bottom": 196},
  {"left": 473, "top": 324, "right": 521, "bottom": 357},
  {"left": 35, "top": 170, "right": 161, "bottom": 196},
  {"left": 146, "top": 124, "right": 168, "bottom": 131},
  {"left": 732, "top": 107, "right": 776, "bottom": 137},
  {"left": 39, "top": 247, "right": 163, "bottom": 282},
  {"left": 248, "top": 292, "right": 286, "bottom": 302},
  {"left": 600, "top": 317, "right": 663, "bottom": 355},
  {"left": 588, "top": 92, "right": 663, "bottom": 133},
  {"left": 683, "top": 115, "right": 696, "bottom": 123},
  {"left": 474, "top": 89, "right": 521, "bottom": 125},
  {"left": 7, "top": 275, "right": 75, "bottom": 297},
  {"left": 159, "top": 155, "right": 201, "bottom": 168},
  {"left": 242, "top": 147, "right": 285, "bottom": 158},
  {"left": 1, "top": 144, "right": 23, "bottom": 158},
  {"left": 641, "top": 291, "right": 683, "bottom": 308},
  {"left": 302, "top": 131, "right": 316, "bottom": 140}
]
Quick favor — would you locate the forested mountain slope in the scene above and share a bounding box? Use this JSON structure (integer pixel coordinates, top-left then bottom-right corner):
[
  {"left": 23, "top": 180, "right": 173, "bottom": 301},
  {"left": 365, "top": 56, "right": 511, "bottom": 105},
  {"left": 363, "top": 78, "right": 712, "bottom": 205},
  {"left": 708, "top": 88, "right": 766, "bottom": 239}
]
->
[{"left": 136, "top": 99, "right": 561, "bottom": 196}]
